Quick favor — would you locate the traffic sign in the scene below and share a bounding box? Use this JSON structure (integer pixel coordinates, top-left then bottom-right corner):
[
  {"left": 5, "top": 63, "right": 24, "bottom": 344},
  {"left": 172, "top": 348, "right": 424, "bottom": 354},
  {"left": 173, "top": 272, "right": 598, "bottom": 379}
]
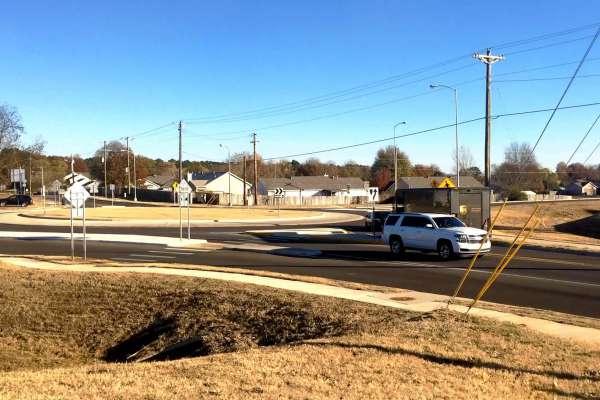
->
[
  {"left": 274, "top": 187, "right": 285, "bottom": 198},
  {"left": 109, "top": 184, "right": 116, "bottom": 191},
  {"left": 367, "top": 187, "right": 378, "bottom": 203},
  {"left": 10, "top": 169, "right": 26, "bottom": 183},
  {"left": 178, "top": 179, "right": 191, "bottom": 206},
  {"left": 65, "top": 183, "right": 90, "bottom": 217}
]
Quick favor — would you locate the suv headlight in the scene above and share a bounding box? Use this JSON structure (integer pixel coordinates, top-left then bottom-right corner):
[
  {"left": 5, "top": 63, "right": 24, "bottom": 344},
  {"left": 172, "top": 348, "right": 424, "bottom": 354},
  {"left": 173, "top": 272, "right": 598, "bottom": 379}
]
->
[{"left": 454, "top": 234, "right": 468, "bottom": 243}]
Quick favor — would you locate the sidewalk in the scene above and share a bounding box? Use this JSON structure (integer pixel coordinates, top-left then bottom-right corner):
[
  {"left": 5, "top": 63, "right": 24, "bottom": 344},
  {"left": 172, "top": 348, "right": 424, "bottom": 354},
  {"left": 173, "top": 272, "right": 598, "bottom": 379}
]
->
[{"left": 2, "top": 256, "right": 599, "bottom": 348}]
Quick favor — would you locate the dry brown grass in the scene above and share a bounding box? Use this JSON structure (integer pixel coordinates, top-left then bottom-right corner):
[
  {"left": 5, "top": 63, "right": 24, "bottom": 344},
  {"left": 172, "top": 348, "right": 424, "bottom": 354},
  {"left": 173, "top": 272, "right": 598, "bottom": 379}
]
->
[
  {"left": 0, "top": 263, "right": 598, "bottom": 399},
  {"left": 492, "top": 200, "right": 600, "bottom": 251},
  {"left": 25, "top": 206, "right": 319, "bottom": 221}
]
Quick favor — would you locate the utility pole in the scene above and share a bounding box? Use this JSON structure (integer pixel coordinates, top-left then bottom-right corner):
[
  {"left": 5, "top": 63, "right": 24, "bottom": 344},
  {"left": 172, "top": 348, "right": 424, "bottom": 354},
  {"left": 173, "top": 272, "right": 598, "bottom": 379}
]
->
[
  {"left": 243, "top": 155, "right": 247, "bottom": 206},
  {"left": 178, "top": 121, "right": 183, "bottom": 182},
  {"left": 103, "top": 141, "right": 108, "bottom": 198},
  {"left": 251, "top": 133, "right": 258, "bottom": 206},
  {"left": 474, "top": 48, "right": 504, "bottom": 188},
  {"left": 28, "top": 154, "right": 32, "bottom": 194},
  {"left": 125, "top": 136, "right": 131, "bottom": 196}
]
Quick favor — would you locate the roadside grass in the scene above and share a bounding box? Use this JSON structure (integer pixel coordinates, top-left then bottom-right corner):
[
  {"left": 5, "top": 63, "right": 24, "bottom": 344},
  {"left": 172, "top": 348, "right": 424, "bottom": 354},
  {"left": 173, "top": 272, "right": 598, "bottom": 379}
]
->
[
  {"left": 0, "top": 263, "right": 599, "bottom": 398},
  {"left": 23, "top": 206, "right": 319, "bottom": 221}
]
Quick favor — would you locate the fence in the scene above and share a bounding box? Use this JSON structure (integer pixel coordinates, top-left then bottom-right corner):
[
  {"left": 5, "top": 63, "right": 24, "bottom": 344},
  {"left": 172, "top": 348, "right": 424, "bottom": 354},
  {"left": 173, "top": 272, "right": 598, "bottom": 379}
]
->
[{"left": 258, "top": 195, "right": 368, "bottom": 207}]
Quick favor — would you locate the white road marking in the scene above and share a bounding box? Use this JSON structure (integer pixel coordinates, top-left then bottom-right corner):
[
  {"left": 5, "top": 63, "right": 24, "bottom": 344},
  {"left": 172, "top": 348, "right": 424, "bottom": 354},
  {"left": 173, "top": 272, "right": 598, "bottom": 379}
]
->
[
  {"left": 129, "top": 254, "right": 175, "bottom": 259},
  {"left": 149, "top": 250, "right": 194, "bottom": 256},
  {"left": 488, "top": 252, "right": 592, "bottom": 267},
  {"left": 111, "top": 257, "right": 157, "bottom": 262}
]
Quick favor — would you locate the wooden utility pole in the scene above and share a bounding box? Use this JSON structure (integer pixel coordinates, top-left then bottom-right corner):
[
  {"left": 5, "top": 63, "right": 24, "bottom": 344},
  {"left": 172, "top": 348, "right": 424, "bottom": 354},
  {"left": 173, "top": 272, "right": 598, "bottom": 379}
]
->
[
  {"left": 242, "top": 155, "right": 247, "bottom": 206},
  {"left": 178, "top": 121, "right": 183, "bottom": 182},
  {"left": 474, "top": 48, "right": 504, "bottom": 188},
  {"left": 251, "top": 132, "right": 258, "bottom": 206},
  {"left": 103, "top": 140, "right": 108, "bottom": 198}
]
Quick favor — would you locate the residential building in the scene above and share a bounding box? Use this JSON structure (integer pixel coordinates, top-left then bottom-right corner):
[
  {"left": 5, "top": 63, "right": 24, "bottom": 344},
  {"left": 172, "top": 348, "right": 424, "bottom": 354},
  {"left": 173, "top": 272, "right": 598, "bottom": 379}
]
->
[
  {"left": 564, "top": 180, "right": 598, "bottom": 196},
  {"left": 188, "top": 171, "right": 251, "bottom": 205},
  {"left": 384, "top": 175, "right": 484, "bottom": 194},
  {"left": 142, "top": 174, "right": 176, "bottom": 191},
  {"left": 259, "top": 175, "right": 370, "bottom": 198}
]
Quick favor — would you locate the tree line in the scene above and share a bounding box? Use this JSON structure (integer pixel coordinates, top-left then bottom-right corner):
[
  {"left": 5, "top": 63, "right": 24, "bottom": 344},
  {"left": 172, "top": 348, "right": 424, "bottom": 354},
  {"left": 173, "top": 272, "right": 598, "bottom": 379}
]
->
[{"left": 2, "top": 103, "right": 599, "bottom": 196}]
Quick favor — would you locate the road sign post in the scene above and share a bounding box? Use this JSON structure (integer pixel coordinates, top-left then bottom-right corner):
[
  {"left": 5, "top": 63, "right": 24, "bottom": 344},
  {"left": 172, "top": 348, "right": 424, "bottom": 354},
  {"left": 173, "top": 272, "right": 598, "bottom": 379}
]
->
[
  {"left": 109, "top": 184, "right": 115, "bottom": 206},
  {"left": 65, "top": 183, "right": 90, "bottom": 261},
  {"left": 178, "top": 179, "right": 192, "bottom": 240},
  {"left": 274, "top": 187, "right": 285, "bottom": 216}
]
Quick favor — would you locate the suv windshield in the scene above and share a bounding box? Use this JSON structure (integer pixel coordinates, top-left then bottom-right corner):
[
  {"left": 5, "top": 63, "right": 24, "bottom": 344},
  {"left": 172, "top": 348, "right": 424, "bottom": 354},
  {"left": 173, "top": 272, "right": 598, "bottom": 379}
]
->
[{"left": 433, "top": 217, "right": 465, "bottom": 228}]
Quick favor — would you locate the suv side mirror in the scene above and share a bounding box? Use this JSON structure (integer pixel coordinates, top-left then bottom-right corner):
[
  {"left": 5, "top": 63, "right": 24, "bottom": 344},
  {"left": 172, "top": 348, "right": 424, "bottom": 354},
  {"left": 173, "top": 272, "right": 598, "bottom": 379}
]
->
[{"left": 425, "top": 223, "right": 434, "bottom": 229}]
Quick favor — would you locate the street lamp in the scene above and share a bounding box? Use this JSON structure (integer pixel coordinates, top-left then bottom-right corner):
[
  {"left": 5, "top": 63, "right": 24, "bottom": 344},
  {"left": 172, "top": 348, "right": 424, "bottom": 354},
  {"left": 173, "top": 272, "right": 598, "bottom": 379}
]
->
[
  {"left": 120, "top": 148, "right": 137, "bottom": 202},
  {"left": 430, "top": 83, "right": 460, "bottom": 187},
  {"left": 219, "top": 144, "right": 231, "bottom": 207},
  {"left": 392, "top": 121, "right": 407, "bottom": 193}
]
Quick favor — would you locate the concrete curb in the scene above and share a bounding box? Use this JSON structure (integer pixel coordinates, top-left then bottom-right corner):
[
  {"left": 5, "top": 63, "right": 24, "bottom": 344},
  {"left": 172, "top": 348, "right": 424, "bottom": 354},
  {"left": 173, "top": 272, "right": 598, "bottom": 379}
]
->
[{"left": 3, "top": 256, "right": 599, "bottom": 348}]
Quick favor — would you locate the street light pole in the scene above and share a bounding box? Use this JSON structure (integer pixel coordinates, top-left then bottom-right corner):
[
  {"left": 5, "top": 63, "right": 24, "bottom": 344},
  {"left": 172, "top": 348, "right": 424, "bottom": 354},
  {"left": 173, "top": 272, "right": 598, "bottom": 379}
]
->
[
  {"left": 220, "top": 144, "right": 231, "bottom": 206},
  {"left": 430, "top": 84, "right": 460, "bottom": 187}
]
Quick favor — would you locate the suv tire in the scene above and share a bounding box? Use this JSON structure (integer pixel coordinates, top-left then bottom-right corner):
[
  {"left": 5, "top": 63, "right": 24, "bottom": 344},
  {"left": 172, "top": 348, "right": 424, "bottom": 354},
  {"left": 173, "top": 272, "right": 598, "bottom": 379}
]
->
[
  {"left": 389, "top": 236, "right": 404, "bottom": 257},
  {"left": 437, "top": 240, "right": 454, "bottom": 260}
]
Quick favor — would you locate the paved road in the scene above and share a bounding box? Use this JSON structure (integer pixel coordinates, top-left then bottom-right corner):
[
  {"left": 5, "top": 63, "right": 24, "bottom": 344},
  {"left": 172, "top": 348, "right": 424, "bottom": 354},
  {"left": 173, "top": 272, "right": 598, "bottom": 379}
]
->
[{"left": 1, "top": 233, "right": 598, "bottom": 318}]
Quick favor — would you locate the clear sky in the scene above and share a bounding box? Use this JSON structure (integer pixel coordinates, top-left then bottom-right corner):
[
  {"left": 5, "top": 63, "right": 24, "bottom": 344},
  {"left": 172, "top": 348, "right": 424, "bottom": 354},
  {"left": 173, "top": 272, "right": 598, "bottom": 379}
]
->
[{"left": 2, "top": 0, "right": 600, "bottom": 172}]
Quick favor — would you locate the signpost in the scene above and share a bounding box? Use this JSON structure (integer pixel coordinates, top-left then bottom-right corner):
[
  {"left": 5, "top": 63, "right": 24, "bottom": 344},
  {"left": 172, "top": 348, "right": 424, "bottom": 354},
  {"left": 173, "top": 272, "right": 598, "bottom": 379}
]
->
[
  {"left": 368, "top": 188, "right": 379, "bottom": 237},
  {"left": 64, "top": 183, "right": 90, "bottom": 261},
  {"left": 109, "top": 184, "right": 115, "bottom": 206},
  {"left": 89, "top": 181, "right": 99, "bottom": 208},
  {"left": 178, "top": 179, "right": 192, "bottom": 240},
  {"left": 274, "top": 187, "right": 285, "bottom": 216}
]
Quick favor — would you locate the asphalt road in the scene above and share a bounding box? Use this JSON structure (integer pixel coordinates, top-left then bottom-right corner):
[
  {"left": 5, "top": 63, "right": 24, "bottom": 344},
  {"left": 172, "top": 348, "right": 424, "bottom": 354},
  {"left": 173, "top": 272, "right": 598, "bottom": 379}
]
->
[{"left": 1, "top": 233, "right": 598, "bottom": 318}]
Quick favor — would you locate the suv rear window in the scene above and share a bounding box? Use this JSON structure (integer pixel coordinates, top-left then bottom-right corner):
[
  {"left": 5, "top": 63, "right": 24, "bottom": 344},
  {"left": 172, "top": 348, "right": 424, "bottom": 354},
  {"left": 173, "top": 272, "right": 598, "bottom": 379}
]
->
[
  {"left": 384, "top": 215, "right": 401, "bottom": 226},
  {"left": 400, "top": 216, "right": 431, "bottom": 228}
]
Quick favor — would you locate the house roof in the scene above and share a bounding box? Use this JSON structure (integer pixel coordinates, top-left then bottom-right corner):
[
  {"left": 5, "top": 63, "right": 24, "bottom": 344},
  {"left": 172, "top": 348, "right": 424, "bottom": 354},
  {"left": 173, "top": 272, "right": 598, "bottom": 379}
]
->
[
  {"left": 260, "top": 176, "right": 367, "bottom": 192},
  {"left": 144, "top": 174, "right": 176, "bottom": 187}
]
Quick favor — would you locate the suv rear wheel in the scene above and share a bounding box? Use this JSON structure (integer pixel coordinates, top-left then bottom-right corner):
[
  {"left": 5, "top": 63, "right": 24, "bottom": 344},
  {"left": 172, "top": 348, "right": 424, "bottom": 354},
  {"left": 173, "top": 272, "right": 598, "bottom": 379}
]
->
[
  {"left": 389, "top": 237, "right": 404, "bottom": 257},
  {"left": 437, "top": 240, "right": 454, "bottom": 260}
]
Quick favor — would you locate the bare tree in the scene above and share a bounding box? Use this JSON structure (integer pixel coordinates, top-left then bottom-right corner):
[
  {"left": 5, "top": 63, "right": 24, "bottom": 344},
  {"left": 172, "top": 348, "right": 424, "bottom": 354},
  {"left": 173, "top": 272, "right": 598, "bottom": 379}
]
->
[
  {"left": 452, "top": 145, "right": 476, "bottom": 174},
  {"left": 0, "top": 104, "right": 24, "bottom": 150}
]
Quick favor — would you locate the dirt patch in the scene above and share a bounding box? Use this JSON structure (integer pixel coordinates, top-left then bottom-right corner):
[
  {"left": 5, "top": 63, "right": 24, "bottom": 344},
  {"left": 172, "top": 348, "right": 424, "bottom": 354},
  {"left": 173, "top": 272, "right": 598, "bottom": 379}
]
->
[
  {"left": 0, "top": 263, "right": 405, "bottom": 372},
  {"left": 1, "top": 308, "right": 598, "bottom": 399}
]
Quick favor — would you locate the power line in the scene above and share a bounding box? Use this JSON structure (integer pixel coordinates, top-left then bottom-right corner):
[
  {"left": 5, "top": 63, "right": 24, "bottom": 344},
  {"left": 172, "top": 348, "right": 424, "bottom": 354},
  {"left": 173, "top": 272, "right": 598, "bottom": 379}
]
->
[
  {"left": 491, "top": 22, "right": 600, "bottom": 50},
  {"left": 262, "top": 101, "right": 600, "bottom": 161},
  {"left": 529, "top": 27, "right": 600, "bottom": 155},
  {"left": 181, "top": 23, "right": 600, "bottom": 125},
  {"left": 565, "top": 111, "right": 600, "bottom": 165},
  {"left": 496, "top": 73, "right": 600, "bottom": 83}
]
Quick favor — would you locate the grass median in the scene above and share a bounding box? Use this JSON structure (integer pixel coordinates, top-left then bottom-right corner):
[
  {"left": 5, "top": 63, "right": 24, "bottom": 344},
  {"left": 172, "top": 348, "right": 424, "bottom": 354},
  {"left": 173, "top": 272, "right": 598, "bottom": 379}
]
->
[
  {"left": 0, "top": 263, "right": 598, "bottom": 399},
  {"left": 24, "top": 206, "right": 320, "bottom": 221}
]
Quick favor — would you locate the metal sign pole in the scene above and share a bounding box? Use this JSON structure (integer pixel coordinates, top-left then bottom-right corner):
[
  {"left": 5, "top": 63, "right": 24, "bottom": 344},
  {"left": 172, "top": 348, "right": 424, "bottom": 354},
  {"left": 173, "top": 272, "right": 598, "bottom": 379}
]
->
[
  {"left": 70, "top": 201, "right": 74, "bottom": 261},
  {"left": 111, "top": 188, "right": 114, "bottom": 206},
  {"left": 83, "top": 197, "right": 87, "bottom": 260},
  {"left": 187, "top": 192, "right": 191, "bottom": 240},
  {"left": 179, "top": 190, "right": 183, "bottom": 240}
]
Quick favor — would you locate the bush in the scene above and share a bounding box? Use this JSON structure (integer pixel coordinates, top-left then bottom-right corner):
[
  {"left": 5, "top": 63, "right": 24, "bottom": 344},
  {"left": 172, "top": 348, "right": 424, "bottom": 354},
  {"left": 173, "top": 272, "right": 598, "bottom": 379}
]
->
[{"left": 507, "top": 189, "right": 528, "bottom": 201}]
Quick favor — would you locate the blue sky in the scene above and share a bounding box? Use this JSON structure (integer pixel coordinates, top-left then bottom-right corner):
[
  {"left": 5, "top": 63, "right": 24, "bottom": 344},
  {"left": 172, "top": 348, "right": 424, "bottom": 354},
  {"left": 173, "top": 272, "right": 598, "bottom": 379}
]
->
[{"left": 2, "top": 0, "right": 600, "bottom": 172}]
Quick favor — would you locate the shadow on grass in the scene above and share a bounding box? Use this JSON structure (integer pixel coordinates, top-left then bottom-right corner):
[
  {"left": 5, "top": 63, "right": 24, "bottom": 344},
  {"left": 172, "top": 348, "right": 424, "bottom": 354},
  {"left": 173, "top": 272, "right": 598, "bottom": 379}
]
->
[
  {"left": 555, "top": 214, "right": 600, "bottom": 240},
  {"left": 535, "top": 385, "right": 596, "bottom": 399},
  {"left": 302, "top": 342, "right": 598, "bottom": 382}
]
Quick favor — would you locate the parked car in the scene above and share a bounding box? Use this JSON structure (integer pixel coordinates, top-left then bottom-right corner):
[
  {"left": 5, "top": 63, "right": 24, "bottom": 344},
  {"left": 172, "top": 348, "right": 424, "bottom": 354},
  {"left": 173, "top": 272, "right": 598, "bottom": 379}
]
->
[
  {"left": 0, "top": 194, "right": 34, "bottom": 207},
  {"left": 382, "top": 212, "right": 490, "bottom": 260},
  {"left": 365, "top": 211, "right": 392, "bottom": 231}
]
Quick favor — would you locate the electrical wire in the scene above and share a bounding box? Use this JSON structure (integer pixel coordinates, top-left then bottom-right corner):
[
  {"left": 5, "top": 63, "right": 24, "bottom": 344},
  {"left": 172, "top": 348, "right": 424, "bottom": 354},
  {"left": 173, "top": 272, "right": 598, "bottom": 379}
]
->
[
  {"left": 261, "top": 101, "right": 600, "bottom": 161},
  {"left": 565, "top": 111, "right": 600, "bottom": 165},
  {"left": 529, "top": 27, "right": 600, "bottom": 156}
]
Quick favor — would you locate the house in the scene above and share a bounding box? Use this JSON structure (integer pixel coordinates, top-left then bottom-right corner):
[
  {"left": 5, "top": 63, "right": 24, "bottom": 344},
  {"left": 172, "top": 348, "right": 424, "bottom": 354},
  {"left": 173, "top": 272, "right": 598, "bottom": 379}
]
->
[
  {"left": 188, "top": 171, "right": 251, "bottom": 205},
  {"left": 259, "top": 175, "right": 370, "bottom": 198},
  {"left": 384, "top": 175, "right": 484, "bottom": 194},
  {"left": 564, "top": 180, "right": 598, "bottom": 196},
  {"left": 142, "top": 174, "right": 177, "bottom": 191}
]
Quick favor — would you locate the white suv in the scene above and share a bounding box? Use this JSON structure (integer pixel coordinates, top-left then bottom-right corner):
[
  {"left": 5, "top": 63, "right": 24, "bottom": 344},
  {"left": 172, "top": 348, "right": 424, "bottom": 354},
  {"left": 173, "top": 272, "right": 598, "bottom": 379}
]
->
[{"left": 382, "top": 212, "right": 491, "bottom": 260}]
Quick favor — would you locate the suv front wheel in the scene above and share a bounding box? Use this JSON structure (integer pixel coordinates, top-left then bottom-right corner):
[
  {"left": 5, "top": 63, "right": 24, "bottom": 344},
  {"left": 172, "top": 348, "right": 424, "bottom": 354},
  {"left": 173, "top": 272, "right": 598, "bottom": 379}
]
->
[
  {"left": 389, "top": 237, "right": 404, "bottom": 257},
  {"left": 437, "top": 240, "right": 454, "bottom": 260}
]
